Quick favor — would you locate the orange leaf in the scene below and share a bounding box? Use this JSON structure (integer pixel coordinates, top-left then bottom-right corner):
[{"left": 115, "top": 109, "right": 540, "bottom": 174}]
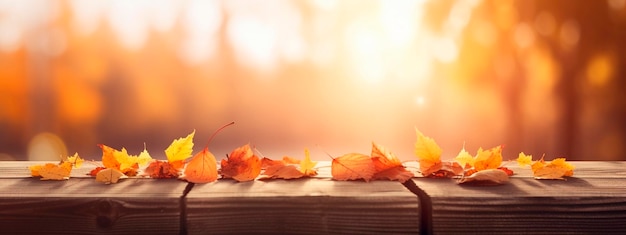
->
[
  {"left": 261, "top": 163, "right": 305, "bottom": 179},
  {"left": 98, "top": 144, "right": 121, "bottom": 170},
  {"left": 473, "top": 145, "right": 503, "bottom": 171},
  {"left": 30, "top": 162, "right": 72, "bottom": 180},
  {"left": 144, "top": 160, "right": 180, "bottom": 179},
  {"left": 220, "top": 144, "right": 261, "bottom": 182},
  {"left": 414, "top": 129, "right": 443, "bottom": 176},
  {"left": 371, "top": 142, "right": 414, "bottom": 182},
  {"left": 331, "top": 153, "right": 375, "bottom": 182},
  {"left": 532, "top": 157, "right": 575, "bottom": 179},
  {"left": 458, "top": 169, "right": 509, "bottom": 185},
  {"left": 183, "top": 147, "right": 218, "bottom": 183}
]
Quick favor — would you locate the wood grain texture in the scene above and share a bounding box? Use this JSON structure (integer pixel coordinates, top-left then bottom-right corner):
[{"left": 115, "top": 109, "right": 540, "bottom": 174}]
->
[
  {"left": 0, "top": 178, "right": 184, "bottom": 235},
  {"left": 412, "top": 161, "right": 626, "bottom": 234},
  {"left": 186, "top": 179, "right": 420, "bottom": 234}
]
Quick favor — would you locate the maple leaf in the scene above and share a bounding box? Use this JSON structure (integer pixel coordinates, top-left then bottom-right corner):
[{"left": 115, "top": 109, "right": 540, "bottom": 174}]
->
[
  {"left": 414, "top": 129, "right": 443, "bottom": 176},
  {"left": 65, "top": 153, "right": 84, "bottom": 168},
  {"left": 220, "top": 144, "right": 262, "bottom": 182},
  {"left": 30, "top": 154, "right": 83, "bottom": 180},
  {"left": 516, "top": 152, "right": 533, "bottom": 167},
  {"left": 370, "top": 142, "right": 414, "bottom": 183},
  {"left": 299, "top": 148, "right": 317, "bottom": 177},
  {"left": 97, "top": 144, "right": 152, "bottom": 176},
  {"left": 473, "top": 145, "right": 503, "bottom": 171},
  {"left": 532, "top": 157, "right": 575, "bottom": 179},
  {"left": 260, "top": 148, "right": 318, "bottom": 179},
  {"left": 331, "top": 153, "right": 376, "bottom": 182},
  {"left": 454, "top": 146, "right": 474, "bottom": 169},
  {"left": 144, "top": 130, "right": 197, "bottom": 179},
  {"left": 96, "top": 168, "right": 127, "bottom": 184}
]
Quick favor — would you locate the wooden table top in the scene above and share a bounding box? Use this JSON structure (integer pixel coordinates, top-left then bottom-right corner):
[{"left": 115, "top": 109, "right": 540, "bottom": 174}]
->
[{"left": 1, "top": 161, "right": 625, "bottom": 234}]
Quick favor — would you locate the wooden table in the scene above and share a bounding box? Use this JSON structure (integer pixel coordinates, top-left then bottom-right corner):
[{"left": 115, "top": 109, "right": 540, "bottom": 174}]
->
[{"left": 1, "top": 161, "right": 625, "bottom": 234}]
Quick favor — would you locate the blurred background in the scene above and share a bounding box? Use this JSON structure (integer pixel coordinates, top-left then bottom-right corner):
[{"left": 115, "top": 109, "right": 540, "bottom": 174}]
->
[{"left": 1, "top": 0, "right": 625, "bottom": 161}]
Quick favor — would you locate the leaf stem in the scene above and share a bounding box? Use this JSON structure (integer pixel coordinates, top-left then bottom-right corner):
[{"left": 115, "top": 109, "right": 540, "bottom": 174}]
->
[{"left": 206, "top": 121, "right": 235, "bottom": 148}]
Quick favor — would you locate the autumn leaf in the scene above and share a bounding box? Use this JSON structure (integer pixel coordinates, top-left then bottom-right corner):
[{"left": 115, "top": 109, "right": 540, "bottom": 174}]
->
[
  {"left": 414, "top": 129, "right": 443, "bottom": 176},
  {"left": 473, "top": 145, "right": 503, "bottom": 171},
  {"left": 165, "top": 130, "right": 195, "bottom": 164},
  {"left": 99, "top": 144, "right": 121, "bottom": 170},
  {"left": 65, "top": 153, "right": 84, "bottom": 168},
  {"left": 97, "top": 144, "right": 152, "bottom": 176},
  {"left": 89, "top": 167, "right": 106, "bottom": 177},
  {"left": 182, "top": 122, "right": 234, "bottom": 183},
  {"left": 96, "top": 168, "right": 127, "bottom": 184},
  {"left": 260, "top": 148, "right": 318, "bottom": 179},
  {"left": 30, "top": 162, "right": 72, "bottom": 180},
  {"left": 370, "top": 142, "right": 414, "bottom": 183},
  {"left": 144, "top": 160, "right": 180, "bottom": 179},
  {"left": 532, "top": 157, "right": 575, "bottom": 179},
  {"left": 516, "top": 152, "right": 533, "bottom": 167},
  {"left": 220, "top": 144, "right": 262, "bottom": 182},
  {"left": 458, "top": 169, "right": 509, "bottom": 185},
  {"left": 299, "top": 148, "right": 317, "bottom": 177},
  {"left": 183, "top": 147, "right": 218, "bottom": 183},
  {"left": 261, "top": 163, "right": 304, "bottom": 180},
  {"left": 331, "top": 153, "right": 376, "bottom": 182},
  {"left": 454, "top": 146, "right": 474, "bottom": 169},
  {"left": 30, "top": 154, "right": 83, "bottom": 180}
]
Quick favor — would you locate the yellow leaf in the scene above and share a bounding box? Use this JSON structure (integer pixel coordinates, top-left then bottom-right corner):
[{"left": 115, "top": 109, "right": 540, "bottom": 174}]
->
[
  {"left": 96, "top": 168, "right": 127, "bottom": 184},
  {"left": 65, "top": 153, "right": 84, "bottom": 168},
  {"left": 533, "top": 157, "right": 575, "bottom": 179},
  {"left": 38, "top": 162, "right": 72, "bottom": 180},
  {"left": 165, "top": 130, "right": 195, "bottom": 163},
  {"left": 473, "top": 145, "right": 503, "bottom": 171},
  {"left": 517, "top": 152, "right": 533, "bottom": 167},
  {"left": 299, "top": 148, "right": 317, "bottom": 176},
  {"left": 454, "top": 147, "right": 474, "bottom": 168},
  {"left": 414, "top": 128, "right": 442, "bottom": 176}
]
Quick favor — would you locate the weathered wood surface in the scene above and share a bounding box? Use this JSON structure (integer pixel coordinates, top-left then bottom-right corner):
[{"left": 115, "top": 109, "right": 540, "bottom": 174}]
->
[
  {"left": 409, "top": 161, "right": 626, "bottom": 234},
  {"left": 0, "top": 161, "right": 420, "bottom": 234},
  {"left": 2, "top": 161, "right": 626, "bottom": 234}
]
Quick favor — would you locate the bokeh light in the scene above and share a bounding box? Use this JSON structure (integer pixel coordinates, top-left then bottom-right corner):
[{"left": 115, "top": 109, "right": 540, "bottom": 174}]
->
[{"left": 1, "top": 0, "right": 625, "bottom": 161}]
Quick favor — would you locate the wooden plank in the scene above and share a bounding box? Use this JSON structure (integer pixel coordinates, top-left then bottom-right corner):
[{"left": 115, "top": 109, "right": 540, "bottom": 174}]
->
[
  {"left": 0, "top": 178, "right": 185, "bottom": 235},
  {"left": 412, "top": 161, "right": 626, "bottom": 234},
  {"left": 186, "top": 179, "right": 421, "bottom": 235}
]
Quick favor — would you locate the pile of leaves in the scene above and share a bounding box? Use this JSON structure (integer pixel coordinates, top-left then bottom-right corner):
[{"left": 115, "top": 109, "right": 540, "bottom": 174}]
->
[{"left": 29, "top": 124, "right": 574, "bottom": 185}]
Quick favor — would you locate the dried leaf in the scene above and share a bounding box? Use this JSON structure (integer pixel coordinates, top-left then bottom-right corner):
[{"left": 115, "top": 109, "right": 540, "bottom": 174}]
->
[
  {"left": 299, "top": 148, "right": 317, "bottom": 177},
  {"left": 473, "top": 145, "right": 503, "bottom": 171},
  {"left": 458, "top": 169, "right": 509, "bottom": 185},
  {"left": 261, "top": 163, "right": 304, "bottom": 179},
  {"left": 165, "top": 130, "right": 195, "bottom": 163},
  {"left": 30, "top": 162, "right": 72, "bottom": 180},
  {"left": 454, "top": 147, "right": 474, "bottom": 169},
  {"left": 533, "top": 157, "right": 575, "bottom": 179},
  {"left": 414, "top": 129, "right": 443, "bottom": 176},
  {"left": 517, "top": 152, "right": 533, "bottom": 167},
  {"left": 144, "top": 160, "right": 180, "bottom": 179},
  {"left": 331, "top": 153, "right": 375, "bottom": 182},
  {"left": 96, "top": 168, "right": 127, "bottom": 184},
  {"left": 220, "top": 144, "right": 262, "bottom": 182},
  {"left": 29, "top": 154, "right": 83, "bottom": 180},
  {"left": 183, "top": 147, "right": 218, "bottom": 183},
  {"left": 371, "top": 142, "right": 414, "bottom": 182},
  {"left": 97, "top": 144, "right": 152, "bottom": 175}
]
